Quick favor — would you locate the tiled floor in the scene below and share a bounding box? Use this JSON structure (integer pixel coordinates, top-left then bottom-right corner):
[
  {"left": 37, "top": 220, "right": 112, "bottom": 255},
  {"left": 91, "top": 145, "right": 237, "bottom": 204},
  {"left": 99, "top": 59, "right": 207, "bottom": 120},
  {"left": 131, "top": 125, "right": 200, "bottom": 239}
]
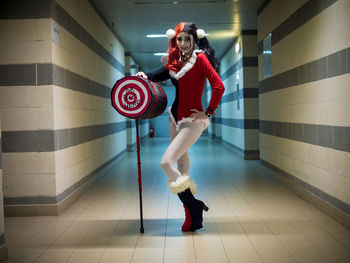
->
[{"left": 4, "top": 136, "right": 350, "bottom": 263}]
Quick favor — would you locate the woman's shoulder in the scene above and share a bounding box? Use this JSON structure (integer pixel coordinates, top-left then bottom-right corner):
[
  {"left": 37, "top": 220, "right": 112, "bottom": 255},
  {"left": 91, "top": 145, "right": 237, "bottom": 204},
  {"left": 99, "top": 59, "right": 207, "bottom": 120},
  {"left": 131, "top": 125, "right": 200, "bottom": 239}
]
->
[{"left": 195, "top": 51, "right": 210, "bottom": 65}]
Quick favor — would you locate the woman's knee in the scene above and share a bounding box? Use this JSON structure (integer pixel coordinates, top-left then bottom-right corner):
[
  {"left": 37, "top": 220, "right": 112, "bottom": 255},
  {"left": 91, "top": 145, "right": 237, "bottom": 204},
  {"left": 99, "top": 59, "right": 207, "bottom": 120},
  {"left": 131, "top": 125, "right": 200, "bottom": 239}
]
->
[{"left": 160, "top": 158, "right": 173, "bottom": 171}]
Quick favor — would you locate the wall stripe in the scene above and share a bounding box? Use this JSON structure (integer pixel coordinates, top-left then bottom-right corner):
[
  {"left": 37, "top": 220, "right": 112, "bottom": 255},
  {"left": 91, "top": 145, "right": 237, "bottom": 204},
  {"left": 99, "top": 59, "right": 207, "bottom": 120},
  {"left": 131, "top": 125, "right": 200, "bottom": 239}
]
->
[
  {"left": 242, "top": 30, "right": 258, "bottom": 36},
  {"left": 214, "top": 118, "right": 259, "bottom": 130},
  {"left": 257, "top": 0, "right": 272, "bottom": 16},
  {"left": 261, "top": 159, "right": 350, "bottom": 215},
  {"left": 0, "top": 233, "right": 4, "bottom": 246},
  {"left": 0, "top": 63, "right": 113, "bottom": 99},
  {"left": 221, "top": 57, "right": 258, "bottom": 81},
  {"left": 0, "top": 0, "right": 51, "bottom": 19},
  {"left": 258, "top": 0, "right": 338, "bottom": 53},
  {"left": 2, "top": 122, "right": 127, "bottom": 153},
  {"left": 4, "top": 148, "right": 126, "bottom": 205},
  {"left": 259, "top": 47, "right": 350, "bottom": 94},
  {"left": 0, "top": 139, "right": 2, "bottom": 169},
  {"left": 260, "top": 120, "right": 350, "bottom": 153},
  {"left": 0, "top": 64, "right": 37, "bottom": 86},
  {"left": 221, "top": 88, "right": 259, "bottom": 104},
  {"left": 0, "top": 0, "right": 124, "bottom": 74}
]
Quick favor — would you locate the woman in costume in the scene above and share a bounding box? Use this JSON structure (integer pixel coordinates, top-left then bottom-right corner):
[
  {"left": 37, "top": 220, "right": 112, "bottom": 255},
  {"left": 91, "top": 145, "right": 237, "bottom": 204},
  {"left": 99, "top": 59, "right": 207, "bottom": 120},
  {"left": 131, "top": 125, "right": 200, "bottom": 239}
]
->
[{"left": 136, "top": 22, "right": 225, "bottom": 231}]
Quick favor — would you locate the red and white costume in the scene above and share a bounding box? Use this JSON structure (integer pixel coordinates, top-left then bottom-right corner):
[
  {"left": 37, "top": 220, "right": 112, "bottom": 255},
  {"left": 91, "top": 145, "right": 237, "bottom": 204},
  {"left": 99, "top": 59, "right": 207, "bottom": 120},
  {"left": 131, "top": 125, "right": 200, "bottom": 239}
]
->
[
  {"left": 147, "top": 50, "right": 225, "bottom": 130},
  {"left": 147, "top": 49, "right": 225, "bottom": 188}
]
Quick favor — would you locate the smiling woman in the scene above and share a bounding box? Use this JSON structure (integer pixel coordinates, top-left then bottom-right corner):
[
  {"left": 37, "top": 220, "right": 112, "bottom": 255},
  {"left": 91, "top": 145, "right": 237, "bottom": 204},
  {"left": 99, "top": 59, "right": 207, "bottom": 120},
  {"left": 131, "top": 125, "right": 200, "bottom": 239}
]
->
[{"left": 135, "top": 22, "right": 225, "bottom": 232}]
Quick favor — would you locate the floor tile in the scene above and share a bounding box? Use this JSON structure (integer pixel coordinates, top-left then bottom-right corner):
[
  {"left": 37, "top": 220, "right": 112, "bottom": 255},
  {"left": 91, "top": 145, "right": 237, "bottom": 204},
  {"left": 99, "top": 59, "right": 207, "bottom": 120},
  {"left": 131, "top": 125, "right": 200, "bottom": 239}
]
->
[{"left": 3, "top": 137, "right": 348, "bottom": 263}]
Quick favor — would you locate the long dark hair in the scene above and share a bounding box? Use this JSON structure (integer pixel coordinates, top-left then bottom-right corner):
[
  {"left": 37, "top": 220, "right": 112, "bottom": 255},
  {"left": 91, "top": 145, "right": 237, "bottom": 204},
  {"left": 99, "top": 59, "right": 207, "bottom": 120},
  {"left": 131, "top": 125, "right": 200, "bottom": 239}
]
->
[{"left": 166, "top": 22, "right": 220, "bottom": 73}]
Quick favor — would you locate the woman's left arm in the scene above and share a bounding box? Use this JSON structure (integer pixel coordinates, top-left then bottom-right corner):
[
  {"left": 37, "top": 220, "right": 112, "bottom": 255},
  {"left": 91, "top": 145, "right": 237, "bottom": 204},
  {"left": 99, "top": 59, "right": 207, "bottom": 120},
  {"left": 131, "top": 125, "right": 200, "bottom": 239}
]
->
[
  {"left": 190, "top": 54, "right": 225, "bottom": 121},
  {"left": 200, "top": 54, "right": 225, "bottom": 115}
]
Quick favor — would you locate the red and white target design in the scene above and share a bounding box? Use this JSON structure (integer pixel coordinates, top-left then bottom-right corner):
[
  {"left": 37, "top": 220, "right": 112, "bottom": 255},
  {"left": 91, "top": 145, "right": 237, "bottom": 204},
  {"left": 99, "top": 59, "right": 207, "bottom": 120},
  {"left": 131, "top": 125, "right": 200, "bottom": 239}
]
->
[{"left": 111, "top": 76, "right": 167, "bottom": 119}]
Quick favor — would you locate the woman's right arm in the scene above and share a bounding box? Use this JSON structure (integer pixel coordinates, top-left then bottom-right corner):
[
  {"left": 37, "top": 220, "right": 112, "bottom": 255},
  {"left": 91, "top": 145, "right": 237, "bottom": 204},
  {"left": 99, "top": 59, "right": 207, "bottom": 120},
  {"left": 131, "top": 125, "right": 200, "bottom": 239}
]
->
[{"left": 136, "top": 66, "right": 170, "bottom": 82}]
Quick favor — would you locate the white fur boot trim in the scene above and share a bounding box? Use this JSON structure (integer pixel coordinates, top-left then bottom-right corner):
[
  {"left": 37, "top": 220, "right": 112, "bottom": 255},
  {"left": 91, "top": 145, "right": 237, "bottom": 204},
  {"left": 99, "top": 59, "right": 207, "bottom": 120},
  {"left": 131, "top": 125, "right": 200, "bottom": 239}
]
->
[
  {"left": 189, "top": 179, "right": 197, "bottom": 195},
  {"left": 167, "top": 175, "right": 191, "bottom": 194}
]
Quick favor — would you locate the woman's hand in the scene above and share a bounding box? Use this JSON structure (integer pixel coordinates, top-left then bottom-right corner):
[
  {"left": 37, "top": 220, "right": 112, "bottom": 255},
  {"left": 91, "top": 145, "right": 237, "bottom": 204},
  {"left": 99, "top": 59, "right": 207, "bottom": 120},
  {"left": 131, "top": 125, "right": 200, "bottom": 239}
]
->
[
  {"left": 190, "top": 109, "right": 209, "bottom": 121},
  {"left": 135, "top": 72, "right": 148, "bottom": 79}
]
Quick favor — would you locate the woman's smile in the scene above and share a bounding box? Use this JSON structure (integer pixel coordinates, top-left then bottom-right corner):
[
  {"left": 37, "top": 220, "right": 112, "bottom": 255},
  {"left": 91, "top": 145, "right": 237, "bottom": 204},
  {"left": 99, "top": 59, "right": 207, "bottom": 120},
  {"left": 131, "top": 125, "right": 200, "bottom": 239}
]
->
[{"left": 177, "top": 32, "right": 194, "bottom": 54}]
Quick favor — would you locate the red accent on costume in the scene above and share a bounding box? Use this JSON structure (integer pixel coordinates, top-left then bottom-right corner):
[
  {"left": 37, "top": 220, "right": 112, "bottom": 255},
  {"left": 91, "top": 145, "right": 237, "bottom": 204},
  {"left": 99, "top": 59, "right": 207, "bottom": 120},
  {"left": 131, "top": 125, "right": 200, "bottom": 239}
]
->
[
  {"left": 175, "top": 53, "right": 225, "bottom": 122},
  {"left": 182, "top": 205, "right": 192, "bottom": 232}
]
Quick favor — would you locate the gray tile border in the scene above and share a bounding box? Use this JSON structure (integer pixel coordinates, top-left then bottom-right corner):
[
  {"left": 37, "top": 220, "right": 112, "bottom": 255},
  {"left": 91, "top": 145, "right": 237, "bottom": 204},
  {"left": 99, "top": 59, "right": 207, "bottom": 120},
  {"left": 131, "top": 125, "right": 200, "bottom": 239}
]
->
[
  {"left": 0, "top": 64, "right": 36, "bottom": 86},
  {"left": 221, "top": 57, "right": 257, "bottom": 81},
  {"left": 258, "top": 0, "right": 337, "bottom": 54},
  {"left": 317, "top": 125, "right": 334, "bottom": 148},
  {"left": 215, "top": 118, "right": 259, "bottom": 130},
  {"left": 334, "top": 126, "right": 350, "bottom": 152},
  {"left": 243, "top": 57, "right": 258, "bottom": 67},
  {"left": 347, "top": 48, "right": 350, "bottom": 73},
  {"left": 260, "top": 47, "right": 349, "bottom": 94},
  {"left": 0, "top": 233, "right": 4, "bottom": 246},
  {"left": 242, "top": 30, "right": 257, "bottom": 35},
  {"left": 2, "top": 130, "right": 55, "bottom": 152},
  {"left": 0, "top": 139, "right": 2, "bottom": 169},
  {"left": 257, "top": 0, "right": 272, "bottom": 16},
  {"left": 2, "top": 63, "right": 112, "bottom": 99},
  {"left": 328, "top": 49, "right": 346, "bottom": 78},
  {"left": 0, "top": 0, "right": 52, "bottom": 19},
  {"left": 261, "top": 159, "right": 350, "bottom": 216},
  {"left": 37, "top": 64, "right": 53, "bottom": 85},
  {"left": 260, "top": 120, "right": 350, "bottom": 153},
  {"left": 292, "top": 123, "right": 304, "bottom": 141},
  {"left": 2, "top": 122, "right": 127, "bottom": 153},
  {"left": 221, "top": 88, "right": 259, "bottom": 104},
  {"left": 302, "top": 123, "right": 318, "bottom": 145},
  {"left": 311, "top": 56, "right": 328, "bottom": 81}
]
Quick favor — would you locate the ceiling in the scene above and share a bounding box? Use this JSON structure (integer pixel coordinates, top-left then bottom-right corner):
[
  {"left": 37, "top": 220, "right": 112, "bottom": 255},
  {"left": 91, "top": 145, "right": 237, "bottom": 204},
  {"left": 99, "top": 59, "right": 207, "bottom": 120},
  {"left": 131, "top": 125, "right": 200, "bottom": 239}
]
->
[{"left": 91, "top": 0, "right": 264, "bottom": 73}]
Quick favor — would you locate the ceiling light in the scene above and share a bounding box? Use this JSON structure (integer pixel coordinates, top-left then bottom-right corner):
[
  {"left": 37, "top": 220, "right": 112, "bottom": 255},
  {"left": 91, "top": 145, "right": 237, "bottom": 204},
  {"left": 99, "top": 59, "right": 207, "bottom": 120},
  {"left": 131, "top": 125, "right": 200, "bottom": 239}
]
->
[
  {"left": 147, "top": 34, "right": 167, "bottom": 38},
  {"left": 154, "top": 53, "right": 168, "bottom": 56},
  {"left": 235, "top": 41, "right": 240, "bottom": 53}
]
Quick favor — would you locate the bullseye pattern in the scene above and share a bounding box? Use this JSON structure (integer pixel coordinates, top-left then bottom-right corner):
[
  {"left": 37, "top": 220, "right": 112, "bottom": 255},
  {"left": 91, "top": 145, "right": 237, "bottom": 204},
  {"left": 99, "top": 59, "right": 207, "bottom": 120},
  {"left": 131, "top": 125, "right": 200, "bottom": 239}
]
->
[{"left": 111, "top": 76, "right": 167, "bottom": 119}]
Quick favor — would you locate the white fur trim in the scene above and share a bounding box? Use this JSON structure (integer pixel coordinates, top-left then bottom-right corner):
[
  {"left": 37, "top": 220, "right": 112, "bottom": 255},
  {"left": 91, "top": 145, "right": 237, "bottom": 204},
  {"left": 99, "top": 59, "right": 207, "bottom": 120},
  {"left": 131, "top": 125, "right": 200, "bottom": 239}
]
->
[
  {"left": 189, "top": 179, "right": 197, "bottom": 195},
  {"left": 167, "top": 175, "right": 197, "bottom": 194},
  {"left": 169, "top": 49, "right": 203, "bottom": 80},
  {"left": 167, "top": 175, "right": 191, "bottom": 194},
  {"left": 196, "top": 29, "right": 205, "bottom": 39},
  {"left": 168, "top": 107, "right": 210, "bottom": 131},
  {"left": 166, "top": 29, "right": 176, "bottom": 39}
]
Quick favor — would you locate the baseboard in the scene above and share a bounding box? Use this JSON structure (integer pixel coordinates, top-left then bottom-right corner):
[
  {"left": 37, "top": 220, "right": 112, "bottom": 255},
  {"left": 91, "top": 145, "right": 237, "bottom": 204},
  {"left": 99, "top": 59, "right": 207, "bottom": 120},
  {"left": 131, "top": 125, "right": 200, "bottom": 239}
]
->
[
  {"left": 244, "top": 153, "right": 260, "bottom": 160},
  {"left": 261, "top": 160, "right": 350, "bottom": 229}
]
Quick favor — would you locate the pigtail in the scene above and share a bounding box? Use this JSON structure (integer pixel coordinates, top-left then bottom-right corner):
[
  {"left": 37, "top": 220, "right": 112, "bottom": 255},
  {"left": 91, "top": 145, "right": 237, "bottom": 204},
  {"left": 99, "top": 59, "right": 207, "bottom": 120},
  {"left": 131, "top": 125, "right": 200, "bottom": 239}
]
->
[{"left": 197, "top": 37, "right": 220, "bottom": 72}]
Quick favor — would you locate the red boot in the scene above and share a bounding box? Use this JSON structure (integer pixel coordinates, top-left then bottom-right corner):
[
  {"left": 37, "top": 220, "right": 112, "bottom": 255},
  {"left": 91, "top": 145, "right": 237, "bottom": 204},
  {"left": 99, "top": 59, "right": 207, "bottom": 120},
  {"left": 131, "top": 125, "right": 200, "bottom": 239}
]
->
[{"left": 182, "top": 205, "right": 192, "bottom": 232}]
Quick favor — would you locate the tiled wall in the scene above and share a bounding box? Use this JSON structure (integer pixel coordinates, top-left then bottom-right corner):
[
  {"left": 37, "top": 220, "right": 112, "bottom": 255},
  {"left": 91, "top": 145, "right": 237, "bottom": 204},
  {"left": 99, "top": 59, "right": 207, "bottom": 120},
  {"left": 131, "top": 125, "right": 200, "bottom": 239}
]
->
[
  {"left": 0, "top": 0, "right": 127, "bottom": 215},
  {"left": 0, "top": 118, "right": 8, "bottom": 262},
  {"left": 213, "top": 31, "right": 259, "bottom": 159},
  {"left": 258, "top": 0, "right": 350, "bottom": 225}
]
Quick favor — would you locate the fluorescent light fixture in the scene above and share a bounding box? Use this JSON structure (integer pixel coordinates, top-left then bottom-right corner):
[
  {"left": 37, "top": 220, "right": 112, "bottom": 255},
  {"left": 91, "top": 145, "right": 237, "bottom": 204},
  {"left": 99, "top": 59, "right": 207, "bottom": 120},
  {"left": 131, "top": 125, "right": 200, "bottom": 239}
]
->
[
  {"left": 235, "top": 41, "right": 240, "bottom": 53},
  {"left": 147, "top": 34, "right": 167, "bottom": 38},
  {"left": 154, "top": 53, "right": 168, "bottom": 56},
  {"left": 263, "top": 50, "right": 272, "bottom": 54}
]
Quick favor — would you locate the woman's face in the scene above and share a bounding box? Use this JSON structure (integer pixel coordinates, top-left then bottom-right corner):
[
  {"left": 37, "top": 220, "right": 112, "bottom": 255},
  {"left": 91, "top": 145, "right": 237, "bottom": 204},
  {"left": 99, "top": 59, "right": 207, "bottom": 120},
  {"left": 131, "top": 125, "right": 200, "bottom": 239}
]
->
[{"left": 176, "top": 32, "right": 194, "bottom": 55}]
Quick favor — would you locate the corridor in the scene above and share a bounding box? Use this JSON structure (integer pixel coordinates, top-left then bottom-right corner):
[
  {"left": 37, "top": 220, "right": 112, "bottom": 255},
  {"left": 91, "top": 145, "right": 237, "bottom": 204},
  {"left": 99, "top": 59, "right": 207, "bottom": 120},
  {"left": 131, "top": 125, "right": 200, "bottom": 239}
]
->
[{"left": 4, "top": 137, "right": 350, "bottom": 263}]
